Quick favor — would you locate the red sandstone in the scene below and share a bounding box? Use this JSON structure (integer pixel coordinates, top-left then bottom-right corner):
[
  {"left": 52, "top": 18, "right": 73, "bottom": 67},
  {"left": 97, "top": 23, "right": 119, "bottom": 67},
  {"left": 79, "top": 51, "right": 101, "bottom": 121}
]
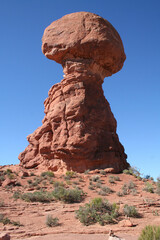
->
[{"left": 19, "top": 12, "right": 129, "bottom": 172}]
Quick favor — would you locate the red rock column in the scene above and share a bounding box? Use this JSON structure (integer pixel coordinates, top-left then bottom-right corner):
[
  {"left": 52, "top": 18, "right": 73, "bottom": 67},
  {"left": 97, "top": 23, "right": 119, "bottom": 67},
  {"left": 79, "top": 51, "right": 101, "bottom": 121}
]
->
[{"left": 19, "top": 59, "right": 129, "bottom": 172}]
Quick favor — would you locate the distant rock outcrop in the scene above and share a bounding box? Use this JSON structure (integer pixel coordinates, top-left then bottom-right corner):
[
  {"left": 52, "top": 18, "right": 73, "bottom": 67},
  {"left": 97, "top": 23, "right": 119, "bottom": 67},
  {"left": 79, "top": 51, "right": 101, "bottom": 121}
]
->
[{"left": 19, "top": 12, "right": 129, "bottom": 172}]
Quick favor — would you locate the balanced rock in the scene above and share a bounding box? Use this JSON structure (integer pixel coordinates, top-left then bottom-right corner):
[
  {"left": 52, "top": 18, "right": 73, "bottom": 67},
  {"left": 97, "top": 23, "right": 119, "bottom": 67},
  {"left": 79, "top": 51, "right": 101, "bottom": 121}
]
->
[{"left": 19, "top": 12, "right": 129, "bottom": 173}]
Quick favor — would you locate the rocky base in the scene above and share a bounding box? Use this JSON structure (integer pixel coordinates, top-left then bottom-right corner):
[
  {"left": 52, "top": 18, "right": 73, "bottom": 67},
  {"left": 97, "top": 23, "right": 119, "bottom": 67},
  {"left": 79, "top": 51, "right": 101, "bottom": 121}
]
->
[{"left": 19, "top": 60, "right": 129, "bottom": 172}]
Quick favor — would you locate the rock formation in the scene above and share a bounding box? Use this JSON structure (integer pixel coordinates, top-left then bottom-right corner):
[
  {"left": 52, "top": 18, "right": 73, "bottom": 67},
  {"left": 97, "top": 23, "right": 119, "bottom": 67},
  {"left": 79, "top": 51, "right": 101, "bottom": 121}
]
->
[{"left": 19, "top": 12, "right": 129, "bottom": 173}]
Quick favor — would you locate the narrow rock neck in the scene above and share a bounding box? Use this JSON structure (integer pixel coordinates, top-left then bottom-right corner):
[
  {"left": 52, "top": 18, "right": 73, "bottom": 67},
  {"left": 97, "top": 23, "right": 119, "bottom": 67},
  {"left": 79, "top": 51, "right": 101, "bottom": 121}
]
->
[{"left": 62, "top": 59, "right": 107, "bottom": 84}]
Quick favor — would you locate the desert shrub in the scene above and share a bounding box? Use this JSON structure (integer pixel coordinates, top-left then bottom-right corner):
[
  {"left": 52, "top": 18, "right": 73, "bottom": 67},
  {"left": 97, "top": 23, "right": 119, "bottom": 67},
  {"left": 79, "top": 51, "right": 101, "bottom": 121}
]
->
[
  {"left": 98, "top": 190, "right": 107, "bottom": 196},
  {"left": 123, "top": 167, "right": 141, "bottom": 178},
  {"left": 52, "top": 186, "right": 85, "bottom": 203},
  {"left": 5, "top": 169, "right": 12, "bottom": 174},
  {"left": 13, "top": 190, "right": 21, "bottom": 200},
  {"left": 90, "top": 175, "right": 100, "bottom": 182},
  {"left": 0, "top": 216, "right": 11, "bottom": 225},
  {"left": 108, "top": 176, "right": 115, "bottom": 184},
  {"left": 109, "top": 175, "right": 120, "bottom": 183},
  {"left": 33, "top": 176, "right": 42, "bottom": 184},
  {"left": 12, "top": 220, "right": 22, "bottom": 226},
  {"left": 114, "top": 176, "right": 120, "bottom": 181},
  {"left": 30, "top": 172, "right": 35, "bottom": 176},
  {"left": 121, "top": 181, "right": 137, "bottom": 195},
  {"left": 0, "top": 214, "right": 22, "bottom": 226},
  {"left": 138, "top": 225, "right": 160, "bottom": 240},
  {"left": 123, "top": 169, "right": 132, "bottom": 175},
  {"left": 0, "top": 173, "right": 5, "bottom": 181},
  {"left": 123, "top": 204, "right": 140, "bottom": 218},
  {"left": 143, "top": 182, "right": 154, "bottom": 193},
  {"left": 78, "top": 176, "right": 84, "bottom": 182},
  {"left": 122, "top": 183, "right": 129, "bottom": 195},
  {"left": 72, "top": 181, "right": 79, "bottom": 185},
  {"left": 99, "top": 186, "right": 113, "bottom": 196},
  {"left": 84, "top": 169, "right": 90, "bottom": 174},
  {"left": 131, "top": 188, "right": 138, "bottom": 195},
  {"left": 88, "top": 185, "right": 95, "bottom": 190},
  {"left": 100, "top": 170, "right": 106, "bottom": 175},
  {"left": 42, "top": 180, "right": 47, "bottom": 186},
  {"left": 41, "top": 171, "right": 55, "bottom": 178},
  {"left": 116, "top": 191, "right": 123, "bottom": 197},
  {"left": 53, "top": 181, "right": 64, "bottom": 188},
  {"left": 27, "top": 179, "right": 32, "bottom": 184},
  {"left": 46, "top": 215, "right": 59, "bottom": 227},
  {"left": 64, "top": 171, "right": 76, "bottom": 180},
  {"left": 0, "top": 213, "right": 4, "bottom": 222},
  {"left": 21, "top": 191, "right": 54, "bottom": 202},
  {"left": 95, "top": 182, "right": 102, "bottom": 188},
  {"left": 0, "top": 200, "right": 4, "bottom": 207},
  {"left": 29, "top": 180, "right": 39, "bottom": 187},
  {"left": 153, "top": 210, "right": 159, "bottom": 216},
  {"left": 128, "top": 181, "right": 136, "bottom": 189},
  {"left": 75, "top": 197, "right": 119, "bottom": 226},
  {"left": 4, "top": 169, "right": 15, "bottom": 180},
  {"left": 7, "top": 173, "right": 15, "bottom": 179}
]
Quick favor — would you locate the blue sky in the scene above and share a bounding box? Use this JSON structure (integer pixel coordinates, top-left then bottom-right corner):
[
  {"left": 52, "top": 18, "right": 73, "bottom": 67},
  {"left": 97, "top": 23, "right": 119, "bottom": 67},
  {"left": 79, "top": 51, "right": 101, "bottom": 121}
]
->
[{"left": 0, "top": 0, "right": 160, "bottom": 179}]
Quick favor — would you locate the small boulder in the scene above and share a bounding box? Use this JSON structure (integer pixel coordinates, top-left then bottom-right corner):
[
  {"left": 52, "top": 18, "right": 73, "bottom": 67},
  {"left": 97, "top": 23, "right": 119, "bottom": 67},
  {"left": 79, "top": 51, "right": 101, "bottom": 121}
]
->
[
  {"left": 0, "top": 233, "right": 10, "bottom": 240},
  {"left": 19, "top": 170, "right": 29, "bottom": 177},
  {"left": 119, "top": 219, "right": 133, "bottom": 227},
  {"left": 2, "top": 178, "right": 16, "bottom": 188}
]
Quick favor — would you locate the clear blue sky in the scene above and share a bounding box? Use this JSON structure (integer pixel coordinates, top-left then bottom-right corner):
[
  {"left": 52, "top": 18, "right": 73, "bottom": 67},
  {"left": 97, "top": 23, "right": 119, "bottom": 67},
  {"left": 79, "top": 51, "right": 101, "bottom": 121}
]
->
[{"left": 0, "top": 0, "right": 160, "bottom": 179}]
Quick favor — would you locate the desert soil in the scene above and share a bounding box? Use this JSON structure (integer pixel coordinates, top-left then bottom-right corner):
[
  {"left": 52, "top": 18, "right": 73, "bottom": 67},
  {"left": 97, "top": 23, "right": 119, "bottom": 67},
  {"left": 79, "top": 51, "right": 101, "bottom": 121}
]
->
[{"left": 0, "top": 165, "right": 160, "bottom": 240}]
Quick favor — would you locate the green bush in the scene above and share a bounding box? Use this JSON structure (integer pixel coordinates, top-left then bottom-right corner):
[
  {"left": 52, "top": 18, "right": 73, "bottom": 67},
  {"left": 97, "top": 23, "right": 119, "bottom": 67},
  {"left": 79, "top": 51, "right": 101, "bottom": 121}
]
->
[
  {"left": 116, "top": 191, "right": 123, "bottom": 197},
  {"left": 13, "top": 190, "right": 21, "bottom": 200},
  {"left": 0, "top": 173, "right": 5, "bottom": 181},
  {"left": 64, "top": 171, "right": 76, "bottom": 180},
  {"left": 123, "top": 167, "right": 141, "bottom": 178},
  {"left": 143, "top": 182, "right": 154, "bottom": 193},
  {"left": 98, "top": 186, "right": 113, "bottom": 196},
  {"left": 100, "top": 170, "right": 106, "bottom": 175},
  {"left": 53, "top": 181, "right": 64, "bottom": 188},
  {"left": 0, "top": 214, "right": 22, "bottom": 226},
  {"left": 46, "top": 215, "right": 59, "bottom": 227},
  {"left": 90, "top": 175, "right": 100, "bottom": 182},
  {"left": 122, "top": 183, "right": 129, "bottom": 195},
  {"left": 41, "top": 171, "right": 54, "bottom": 178},
  {"left": 120, "top": 181, "right": 137, "bottom": 196},
  {"left": 27, "top": 179, "right": 32, "bottom": 184},
  {"left": 131, "top": 188, "right": 138, "bottom": 196},
  {"left": 20, "top": 191, "right": 54, "bottom": 202},
  {"left": 123, "top": 204, "right": 140, "bottom": 218},
  {"left": 52, "top": 186, "right": 85, "bottom": 203},
  {"left": 84, "top": 169, "right": 90, "bottom": 174},
  {"left": 128, "top": 181, "right": 136, "bottom": 189},
  {"left": 138, "top": 225, "right": 160, "bottom": 240},
  {"left": 109, "top": 175, "right": 120, "bottom": 183},
  {"left": 88, "top": 185, "right": 95, "bottom": 190},
  {"left": 5, "top": 169, "right": 12, "bottom": 174},
  {"left": 75, "top": 197, "right": 119, "bottom": 226},
  {"left": 114, "top": 176, "right": 120, "bottom": 181}
]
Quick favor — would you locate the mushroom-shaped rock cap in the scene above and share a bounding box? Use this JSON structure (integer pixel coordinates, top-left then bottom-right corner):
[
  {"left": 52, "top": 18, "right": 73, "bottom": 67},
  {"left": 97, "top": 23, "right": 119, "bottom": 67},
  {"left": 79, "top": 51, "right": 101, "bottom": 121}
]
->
[{"left": 42, "top": 12, "right": 126, "bottom": 76}]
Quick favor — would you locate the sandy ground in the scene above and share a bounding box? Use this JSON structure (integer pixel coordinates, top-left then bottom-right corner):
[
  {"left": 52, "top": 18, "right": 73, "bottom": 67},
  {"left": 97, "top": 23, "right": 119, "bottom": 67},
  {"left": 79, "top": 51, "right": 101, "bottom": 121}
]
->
[
  {"left": 0, "top": 165, "right": 160, "bottom": 240},
  {"left": 21, "top": 233, "right": 138, "bottom": 240}
]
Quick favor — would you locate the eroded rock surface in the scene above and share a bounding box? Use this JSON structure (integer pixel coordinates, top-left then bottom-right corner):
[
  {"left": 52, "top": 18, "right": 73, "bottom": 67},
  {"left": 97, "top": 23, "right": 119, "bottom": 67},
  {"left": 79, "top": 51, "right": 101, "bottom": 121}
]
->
[{"left": 19, "top": 12, "right": 129, "bottom": 172}]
